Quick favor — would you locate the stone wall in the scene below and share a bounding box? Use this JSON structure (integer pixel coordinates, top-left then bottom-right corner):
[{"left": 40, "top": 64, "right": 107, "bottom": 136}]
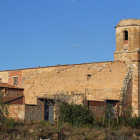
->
[
  {"left": 131, "top": 60, "right": 139, "bottom": 116},
  {"left": 120, "top": 64, "right": 132, "bottom": 110},
  {"left": 25, "top": 99, "right": 44, "bottom": 121},
  {"left": 8, "top": 105, "right": 25, "bottom": 120},
  {"left": 114, "top": 19, "right": 140, "bottom": 62},
  {"left": 0, "top": 71, "right": 8, "bottom": 83},
  {"left": 0, "top": 19, "right": 139, "bottom": 117},
  {"left": 21, "top": 61, "right": 129, "bottom": 105}
]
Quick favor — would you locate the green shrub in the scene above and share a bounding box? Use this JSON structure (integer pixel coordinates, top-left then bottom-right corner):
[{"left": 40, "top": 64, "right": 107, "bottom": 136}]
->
[
  {"left": 58, "top": 102, "right": 95, "bottom": 126},
  {"left": 129, "top": 116, "right": 140, "bottom": 128},
  {"left": 5, "top": 118, "right": 15, "bottom": 128},
  {"left": 38, "top": 120, "right": 46, "bottom": 127},
  {"left": 114, "top": 115, "right": 140, "bottom": 128},
  {"left": 1, "top": 118, "right": 15, "bottom": 132}
]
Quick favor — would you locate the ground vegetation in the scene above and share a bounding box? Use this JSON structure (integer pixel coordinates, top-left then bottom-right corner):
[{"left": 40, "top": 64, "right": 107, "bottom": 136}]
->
[{"left": 0, "top": 103, "right": 140, "bottom": 139}]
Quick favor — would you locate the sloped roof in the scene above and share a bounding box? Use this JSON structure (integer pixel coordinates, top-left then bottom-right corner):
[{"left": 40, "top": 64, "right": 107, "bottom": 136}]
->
[
  {"left": 0, "top": 83, "right": 24, "bottom": 89},
  {"left": 2, "top": 95, "right": 24, "bottom": 103}
]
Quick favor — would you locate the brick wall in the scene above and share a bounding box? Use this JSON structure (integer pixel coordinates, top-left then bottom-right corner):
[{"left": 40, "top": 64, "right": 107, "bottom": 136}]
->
[
  {"left": 87, "top": 100, "right": 106, "bottom": 117},
  {"left": 9, "top": 97, "right": 24, "bottom": 105},
  {"left": 9, "top": 71, "right": 22, "bottom": 87}
]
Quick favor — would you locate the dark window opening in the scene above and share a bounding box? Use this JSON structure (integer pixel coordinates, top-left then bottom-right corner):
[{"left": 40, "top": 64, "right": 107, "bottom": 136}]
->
[
  {"left": 44, "top": 99, "right": 54, "bottom": 123},
  {"left": 106, "top": 100, "right": 119, "bottom": 119},
  {"left": 0, "top": 78, "right": 2, "bottom": 83},
  {"left": 87, "top": 74, "right": 91, "bottom": 81},
  {"left": 124, "top": 30, "right": 128, "bottom": 40},
  {"left": 13, "top": 77, "right": 18, "bottom": 85}
]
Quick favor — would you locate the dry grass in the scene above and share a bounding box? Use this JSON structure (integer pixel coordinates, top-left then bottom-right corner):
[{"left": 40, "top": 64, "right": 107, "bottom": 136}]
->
[{"left": 0, "top": 121, "right": 140, "bottom": 140}]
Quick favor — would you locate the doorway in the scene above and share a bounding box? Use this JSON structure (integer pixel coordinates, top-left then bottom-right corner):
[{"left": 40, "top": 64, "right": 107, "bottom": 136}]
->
[
  {"left": 44, "top": 99, "right": 54, "bottom": 123},
  {"left": 106, "top": 100, "right": 119, "bottom": 118}
]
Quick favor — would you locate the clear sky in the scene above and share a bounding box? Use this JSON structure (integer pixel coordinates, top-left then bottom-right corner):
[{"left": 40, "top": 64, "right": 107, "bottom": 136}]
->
[{"left": 0, "top": 0, "right": 140, "bottom": 70}]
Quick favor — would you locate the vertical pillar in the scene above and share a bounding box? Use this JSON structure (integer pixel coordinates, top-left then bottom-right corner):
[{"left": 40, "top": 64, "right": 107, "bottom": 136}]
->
[
  {"left": 132, "top": 60, "right": 139, "bottom": 116},
  {"left": 138, "top": 61, "right": 140, "bottom": 116}
]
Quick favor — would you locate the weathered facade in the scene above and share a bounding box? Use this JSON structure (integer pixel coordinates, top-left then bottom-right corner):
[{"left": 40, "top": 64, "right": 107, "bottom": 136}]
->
[
  {"left": 0, "top": 83, "right": 25, "bottom": 120},
  {"left": 0, "top": 19, "right": 140, "bottom": 120}
]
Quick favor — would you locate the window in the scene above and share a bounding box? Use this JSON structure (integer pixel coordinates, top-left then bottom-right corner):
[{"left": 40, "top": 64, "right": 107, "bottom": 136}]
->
[
  {"left": 0, "top": 78, "right": 2, "bottom": 83},
  {"left": 87, "top": 74, "right": 91, "bottom": 81},
  {"left": 124, "top": 30, "right": 128, "bottom": 40},
  {"left": 13, "top": 77, "right": 18, "bottom": 85}
]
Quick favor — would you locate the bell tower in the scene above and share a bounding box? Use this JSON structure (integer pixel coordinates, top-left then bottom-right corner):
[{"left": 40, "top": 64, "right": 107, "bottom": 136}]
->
[
  {"left": 114, "top": 19, "right": 140, "bottom": 61},
  {"left": 114, "top": 19, "right": 140, "bottom": 116}
]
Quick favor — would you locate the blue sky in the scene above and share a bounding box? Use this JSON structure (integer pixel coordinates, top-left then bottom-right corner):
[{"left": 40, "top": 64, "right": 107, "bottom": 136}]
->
[{"left": 0, "top": 0, "right": 140, "bottom": 70}]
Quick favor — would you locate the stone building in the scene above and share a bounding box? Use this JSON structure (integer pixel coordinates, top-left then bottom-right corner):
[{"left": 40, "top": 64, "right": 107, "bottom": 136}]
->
[{"left": 0, "top": 19, "right": 140, "bottom": 121}]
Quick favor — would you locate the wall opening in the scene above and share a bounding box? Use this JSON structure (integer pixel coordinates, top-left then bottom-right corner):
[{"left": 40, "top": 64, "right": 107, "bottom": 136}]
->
[
  {"left": 0, "top": 78, "right": 2, "bottom": 83},
  {"left": 13, "top": 77, "right": 18, "bottom": 85},
  {"left": 124, "top": 30, "right": 128, "bottom": 45},
  {"left": 87, "top": 74, "right": 91, "bottom": 81},
  {"left": 44, "top": 99, "right": 54, "bottom": 123},
  {"left": 106, "top": 100, "right": 119, "bottom": 118},
  {"left": 124, "top": 30, "right": 128, "bottom": 40}
]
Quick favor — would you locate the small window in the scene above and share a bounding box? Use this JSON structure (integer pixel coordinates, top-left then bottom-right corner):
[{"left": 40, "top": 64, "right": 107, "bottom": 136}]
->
[
  {"left": 13, "top": 77, "right": 18, "bottom": 85},
  {"left": 87, "top": 74, "right": 91, "bottom": 81},
  {"left": 0, "top": 78, "right": 2, "bottom": 83},
  {"left": 124, "top": 30, "right": 128, "bottom": 40}
]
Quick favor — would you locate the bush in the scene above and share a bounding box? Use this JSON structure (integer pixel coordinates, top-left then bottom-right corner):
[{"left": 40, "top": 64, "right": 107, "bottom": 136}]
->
[
  {"left": 1, "top": 118, "right": 15, "bottom": 132},
  {"left": 4, "top": 118, "right": 15, "bottom": 128},
  {"left": 37, "top": 120, "right": 51, "bottom": 127},
  {"left": 58, "top": 102, "right": 95, "bottom": 126},
  {"left": 128, "top": 116, "right": 140, "bottom": 128}
]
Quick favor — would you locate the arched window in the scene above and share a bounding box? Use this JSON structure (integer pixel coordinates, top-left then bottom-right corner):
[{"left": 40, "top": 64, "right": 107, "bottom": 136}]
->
[{"left": 124, "top": 30, "right": 128, "bottom": 40}]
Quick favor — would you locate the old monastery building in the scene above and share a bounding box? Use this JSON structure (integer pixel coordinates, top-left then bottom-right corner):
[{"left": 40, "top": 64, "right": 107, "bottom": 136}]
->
[{"left": 0, "top": 19, "right": 140, "bottom": 121}]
